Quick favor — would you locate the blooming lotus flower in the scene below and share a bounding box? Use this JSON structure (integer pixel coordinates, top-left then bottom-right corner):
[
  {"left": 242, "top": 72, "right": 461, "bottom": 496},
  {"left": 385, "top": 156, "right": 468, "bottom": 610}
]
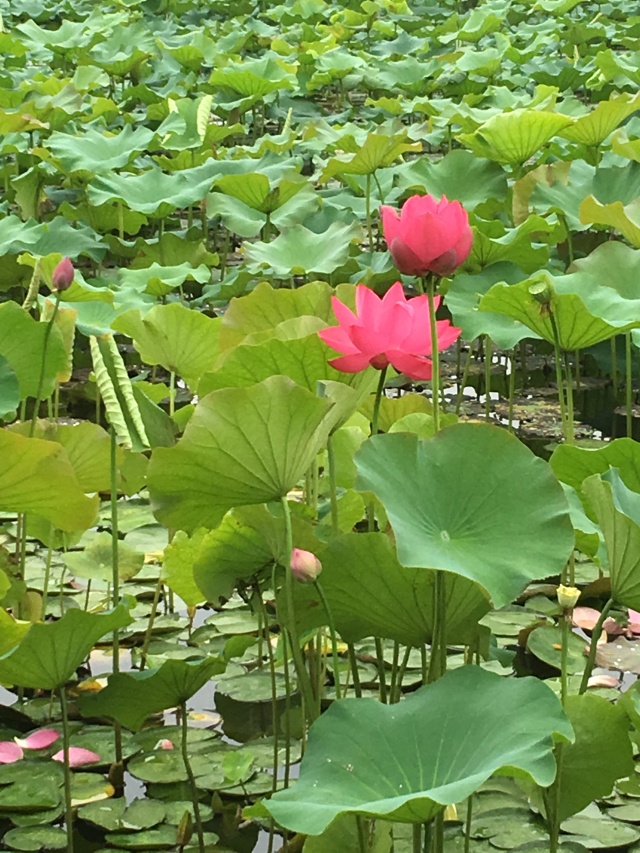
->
[
  {"left": 290, "top": 549, "right": 322, "bottom": 584},
  {"left": 318, "top": 282, "right": 461, "bottom": 381},
  {"left": 380, "top": 194, "right": 473, "bottom": 277},
  {"left": 51, "top": 257, "right": 74, "bottom": 292},
  {"left": 15, "top": 729, "right": 60, "bottom": 750},
  {"left": 0, "top": 742, "right": 23, "bottom": 764},
  {"left": 52, "top": 747, "right": 101, "bottom": 767}
]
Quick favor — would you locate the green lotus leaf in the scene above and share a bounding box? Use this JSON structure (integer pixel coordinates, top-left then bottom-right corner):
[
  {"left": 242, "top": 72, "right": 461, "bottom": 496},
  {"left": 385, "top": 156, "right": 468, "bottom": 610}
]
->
[
  {"left": 559, "top": 93, "right": 640, "bottom": 147},
  {"left": 0, "top": 430, "right": 98, "bottom": 532},
  {"left": 320, "top": 133, "right": 421, "bottom": 182},
  {"left": 117, "top": 263, "right": 211, "bottom": 298},
  {"left": 582, "top": 470, "right": 640, "bottom": 610},
  {"left": 579, "top": 196, "right": 640, "bottom": 248},
  {"left": 45, "top": 124, "right": 156, "bottom": 176},
  {"left": 550, "top": 437, "right": 640, "bottom": 495},
  {"left": 266, "top": 665, "right": 573, "bottom": 834},
  {"left": 148, "top": 376, "right": 344, "bottom": 532},
  {"left": 64, "top": 532, "right": 143, "bottom": 583},
  {"left": 468, "top": 215, "right": 556, "bottom": 274},
  {"left": 289, "top": 532, "right": 490, "bottom": 646},
  {"left": 78, "top": 658, "right": 224, "bottom": 731},
  {"left": 0, "top": 216, "right": 105, "bottom": 262},
  {"left": 458, "top": 109, "right": 574, "bottom": 166},
  {"left": 243, "top": 221, "right": 361, "bottom": 277},
  {"left": 355, "top": 424, "right": 573, "bottom": 608},
  {"left": 479, "top": 270, "right": 640, "bottom": 349},
  {"left": 112, "top": 304, "right": 222, "bottom": 391},
  {"left": 0, "top": 605, "right": 132, "bottom": 690},
  {"left": 0, "top": 302, "right": 67, "bottom": 401},
  {"left": 0, "top": 355, "right": 20, "bottom": 420}
]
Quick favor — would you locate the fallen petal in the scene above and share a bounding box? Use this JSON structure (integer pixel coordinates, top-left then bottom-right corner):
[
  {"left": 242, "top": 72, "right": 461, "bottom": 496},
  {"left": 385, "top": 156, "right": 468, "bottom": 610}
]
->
[
  {"left": 53, "top": 747, "right": 101, "bottom": 767},
  {"left": 587, "top": 674, "right": 620, "bottom": 689},
  {"left": 0, "top": 742, "right": 23, "bottom": 764},
  {"left": 17, "top": 729, "right": 60, "bottom": 750}
]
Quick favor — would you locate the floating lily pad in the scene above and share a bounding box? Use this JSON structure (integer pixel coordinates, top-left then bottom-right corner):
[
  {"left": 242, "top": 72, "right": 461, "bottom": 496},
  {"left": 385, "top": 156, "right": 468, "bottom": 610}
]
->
[{"left": 3, "top": 826, "right": 67, "bottom": 851}]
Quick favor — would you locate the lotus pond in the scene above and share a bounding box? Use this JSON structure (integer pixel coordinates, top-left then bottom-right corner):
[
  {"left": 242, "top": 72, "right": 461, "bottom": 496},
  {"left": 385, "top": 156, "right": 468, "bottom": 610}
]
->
[{"left": 3, "top": 0, "right": 640, "bottom": 851}]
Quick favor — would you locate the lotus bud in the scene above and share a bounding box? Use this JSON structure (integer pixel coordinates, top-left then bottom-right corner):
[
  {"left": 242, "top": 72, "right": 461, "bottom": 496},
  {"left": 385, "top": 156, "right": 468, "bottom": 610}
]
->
[
  {"left": 51, "top": 257, "right": 74, "bottom": 292},
  {"left": 557, "top": 584, "right": 580, "bottom": 610},
  {"left": 290, "top": 548, "right": 322, "bottom": 584}
]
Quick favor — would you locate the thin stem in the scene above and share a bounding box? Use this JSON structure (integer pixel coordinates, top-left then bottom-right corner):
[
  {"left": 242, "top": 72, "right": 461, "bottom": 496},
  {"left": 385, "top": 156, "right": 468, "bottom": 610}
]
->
[
  {"left": 413, "top": 824, "right": 422, "bottom": 853},
  {"left": 110, "top": 426, "right": 120, "bottom": 663},
  {"left": 456, "top": 342, "right": 474, "bottom": 415},
  {"left": 368, "top": 367, "right": 388, "bottom": 531},
  {"left": 30, "top": 291, "right": 62, "bottom": 437},
  {"left": 374, "top": 637, "right": 388, "bottom": 703},
  {"left": 59, "top": 688, "right": 74, "bottom": 853},
  {"left": 560, "top": 613, "right": 569, "bottom": 707},
  {"left": 579, "top": 598, "right": 614, "bottom": 694},
  {"left": 464, "top": 796, "right": 473, "bottom": 853},
  {"left": 426, "top": 278, "right": 440, "bottom": 432},
  {"left": 139, "top": 576, "right": 164, "bottom": 672},
  {"left": 281, "top": 496, "right": 318, "bottom": 722},
  {"left": 432, "top": 813, "right": 444, "bottom": 853},
  {"left": 484, "top": 336, "right": 492, "bottom": 420},
  {"left": 550, "top": 316, "right": 568, "bottom": 439},
  {"left": 365, "top": 174, "right": 373, "bottom": 248},
  {"left": 357, "top": 816, "right": 368, "bottom": 853},
  {"left": 347, "top": 643, "right": 362, "bottom": 698},
  {"left": 314, "top": 580, "right": 342, "bottom": 699},
  {"left": 392, "top": 644, "right": 412, "bottom": 703},
  {"left": 626, "top": 332, "right": 633, "bottom": 437},
  {"left": 41, "top": 525, "right": 54, "bottom": 619},
  {"left": 257, "top": 585, "right": 280, "bottom": 795},
  {"left": 180, "top": 700, "right": 205, "bottom": 853},
  {"left": 611, "top": 336, "right": 619, "bottom": 392},
  {"left": 508, "top": 351, "right": 516, "bottom": 433},
  {"left": 169, "top": 371, "right": 176, "bottom": 418},
  {"left": 326, "top": 434, "right": 340, "bottom": 537},
  {"left": 563, "top": 352, "right": 574, "bottom": 446}
]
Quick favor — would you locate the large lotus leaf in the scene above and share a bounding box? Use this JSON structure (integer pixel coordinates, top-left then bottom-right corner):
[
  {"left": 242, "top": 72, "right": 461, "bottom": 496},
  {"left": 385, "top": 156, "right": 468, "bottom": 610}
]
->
[
  {"left": 8, "top": 421, "right": 115, "bottom": 493},
  {"left": 78, "top": 658, "right": 224, "bottom": 731},
  {"left": 64, "top": 533, "right": 143, "bottom": 583},
  {"left": 468, "top": 215, "right": 555, "bottom": 274},
  {"left": 395, "top": 149, "right": 508, "bottom": 215},
  {"left": 243, "top": 222, "right": 361, "bottom": 277},
  {"left": 87, "top": 163, "right": 218, "bottom": 218},
  {"left": 208, "top": 57, "right": 295, "bottom": 97},
  {"left": 266, "top": 665, "right": 573, "bottom": 834},
  {"left": 0, "top": 609, "right": 29, "bottom": 656},
  {"left": 0, "top": 355, "right": 20, "bottom": 420},
  {"left": 583, "top": 471, "right": 640, "bottom": 609},
  {"left": 560, "top": 93, "right": 640, "bottom": 147},
  {"left": 0, "top": 430, "right": 98, "bottom": 532},
  {"left": 194, "top": 503, "right": 321, "bottom": 603},
  {"left": 446, "top": 262, "right": 539, "bottom": 348},
  {"left": 219, "top": 280, "right": 333, "bottom": 351},
  {"left": 213, "top": 173, "right": 308, "bottom": 213},
  {"left": 458, "top": 110, "right": 574, "bottom": 166},
  {"left": 479, "top": 271, "right": 640, "bottom": 349},
  {"left": 117, "top": 263, "right": 211, "bottom": 298},
  {"left": 148, "top": 376, "right": 339, "bottom": 531},
  {"left": 579, "top": 196, "right": 640, "bottom": 248},
  {"left": 0, "top": 605, "right": 132, "bottom": 690},
  {"left": 550, "top": 438, "right": 640, "bottom": 496},
  {"left": 0, "top": 302, "right": 67, "bottom": 400},
  {"left": 112, "top": 304, "right": 221, "bottom": 391},
  {"left": 570, "top": 242, "right": 640, "bottom": 303},
  {"left": 45, "top": 125, "right": 156, "bottom": 176},
  {"left": 288, "top": 533, "right": 490, "bottom": 646},
  {"left": 320, "top": 134, "right": 421, "bottom": 181},
  {"left": 355, "top": 424, "right": 573, "bottom": 608},
  {"left": 520, "top": 160, "right": 595, "bottom": 232},
  {"left": 198, "top": 332, "right": 375, "bottom": 397},
  {"left": 0, "top": 216, "right": 105, "bottom": 262},
  {"left": 553, "top": 694, "right": 633, "bottom": 822}
]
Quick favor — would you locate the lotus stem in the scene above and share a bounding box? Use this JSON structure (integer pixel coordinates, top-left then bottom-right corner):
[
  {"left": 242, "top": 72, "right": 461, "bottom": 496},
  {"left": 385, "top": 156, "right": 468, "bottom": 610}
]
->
[
  {"left": 30, "top": 290, "right": 62, "bottom": 437},
  {"left": 256, "top": 584, "right": 280, "bottom": 796},
  {"left": 281, "top": 496, "right": 319, "bottom": 723},
  {"left": 314, "top": 580, "right": 342, "bottom": 700},
  {"left": 579, "top": 598, "right": 614, "bottom": 694},
  {"left": 392, "top": 644, "right": 412, "bottom": 703},
  {"left": 356, "top": 816, "right": 368, "bottom": 853},
  {"left": 169, "top": 371, "right": 176, "bottom": 417},
  {"left": 549, "top": 315, "right": 568, "bottom": 441},
  {"left": 367, "top": 367, "right": 388, "bottom": 531},
  {"left": 347, "top": 643, "right": 362, "bottom": 698},
  {"left": 626, "top": 332, "right": 633, "bottom": 437},
  {"left": 413, "top": 824, "right": 422, "bottom": 853},
  {"left": 456, "top": 341, "right": 474, "bottom": 415},
  {"left": 611, "top": 336, "right": 619, "bottom": 392},
  {"left": 326, "top": 434, "right": 340, "bottom": 537},
  {"left": 41, "top": 524, "right": 54, "bottom": 619},
  {"left": 139, "top": 576, "right": 163, "bottom": 672},
  {"left": 21, "top": 257, "right": 41, "bottom": 312},
  {"left": 365, "top": 174, "right": 373, "bottom": 249},
  {"left": 426, "top": 277, "right": 440, "bottom": 432},
  {"left": 484, "top": 335, "right": 492, "bottom": 420},
  {"left": 180, "top": 700, "right": 205, "bottom": 853},
  {"left": 59, "top": 688, "right": 74, "bottom": 853},
  {"left": 109, "top": 426, "right": 124, "bottom": 776},
  {"left": 464, "top": 797, "right": 473, "bottom": 853},
  {"left": 508, "top": 351, "right": 516, "bottom": 433}
]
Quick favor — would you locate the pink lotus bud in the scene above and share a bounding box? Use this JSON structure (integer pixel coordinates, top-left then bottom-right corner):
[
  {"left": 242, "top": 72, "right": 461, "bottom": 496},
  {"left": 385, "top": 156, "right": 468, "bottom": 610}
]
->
[
  {"left": 155, "top": 738, "right": 174, "bottom": 750},
  {"left": 52, "top": 747, "right": 100, "bottom": 766},
  {"left": 52, "top": 257, "right": 74, "bottom": 292},
  {"left": 290, "top": 548, "right": 322, "bottom": 584},
  {"left": 16, "top": 728, "right": 60, "bottom": 750}
]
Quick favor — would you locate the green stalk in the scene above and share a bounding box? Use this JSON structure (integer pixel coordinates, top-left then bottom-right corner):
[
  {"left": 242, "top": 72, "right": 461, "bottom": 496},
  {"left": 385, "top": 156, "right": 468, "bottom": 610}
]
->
[
  {"left": 550, "top": 316, "right": 568, "bottom": 440},
  {"left": 626, "top": 332, "right": 633, "bottom": 437},
  {"left": 41, "top": 525, "right": 54, "bottom": 619},
  {"left": 426, "top": 278, "right": 440, "bottom": 432},
  {"left": 365, "top": 174, "right": 373, "bottom": 249},
  {"left": 484, "top": 335, "right": 492, "bottom": 420},
  {"left": 413, "top": 824, "right": 422, "bottom": 853},
  {"left": 169, "top": 371, "right": 176, "bottom": 418},
  {"left": 563, "top": 352, "right": 575, "bottom": 446},
  {"left": 611, "top": 336, "right": 619, "bottom": 392},
  {"left": 375, "top": 638, "right": 388, "bottom": 703},
  {"left": 30, "top": 290, "right": 62, "bottom": 437},
  {"left": 560, "top": 614, "right": 569, "bottom": 707},
  {"left": 367, "top": 367, "right": 388, "bottom": 531},
  {"left": 347, "top": 643, "right": 362, "bottom": 698},
  {"left": 59, "top": 688, "right": 74, "bottom": 853},
  {"left": 392, "top": 644, "right": 412, "bottom": 703},
  {"left": 139, "top": 576, "right": 164, "bottom": 672},
  {"left": 456, "top": 341, "right": 474, "bottom": 415},
  {"left": 357, "top": 816, "right": 368, "bottom": 853},
  {"left": 464, "top": 797, "right": 473, "bottom": 853},
  {"left": 281, "top": 496, "right": 319, "bottom": 722},
  {"left": 314, "top": 580, "right": 342, "bottom": 699},
  {"left": 180, "top": 700, "right": 205, "bottom": 853},
  {"left": 109, "top": 426, "right": 124, "bottom": 780},
  {"left": 508, "top": 351, "right": 516, "bottom": 433},
  {"left": 326, "top": 434, "right": 340, "bottom": 537},
  {"left": 579, "top": 598, "right": 614, "bottom": 694}
]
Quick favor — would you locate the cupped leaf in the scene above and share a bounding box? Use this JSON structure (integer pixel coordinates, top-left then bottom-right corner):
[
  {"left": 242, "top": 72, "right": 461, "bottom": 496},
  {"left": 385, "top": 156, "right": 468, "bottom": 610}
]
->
[
  {"left": 266, "top": 665, "right": 573, "bottom": 834},
  {"left": 550, "top": 438, "right": 640, "bottom": 496},
  {"left": 579, "top": 197, "right": 640, "bottom": 248},
  {"left": 0, "top": 605, "right": 132, "bottom": 690},
  {"left": 560, "top": 93, "right": 640, "bottom": 147},
  {"left": 458, "top": 109, "right": 573, "bottom": 166},
  {"left": 148, "top": 376, "right": 340, "bottom": 531},
  {"left": 78, "top": 658, "right": 224, "bottom": 731},
  {"left": 355, "top": 424, "right": 573, "bottom": 607},
  {"left": 112, "top": 304, "right": 221, "bottom": 391},
  {"left": 290, "top": 533, "right": 490, "bottom": 646},
  {"left": 583, "top": 471, "right": 640, "bottom": 610},
  {"left": 0, "top": 430, "right": 98, "bottom": 532},
  {"left": 243, "top": 222, "right": 360, "bottom": 277}
]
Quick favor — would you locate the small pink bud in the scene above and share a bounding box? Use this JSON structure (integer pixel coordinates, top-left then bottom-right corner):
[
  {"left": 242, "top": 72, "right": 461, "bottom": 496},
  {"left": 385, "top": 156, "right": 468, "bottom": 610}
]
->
[
  {"left": 52, "top": 257, "right": 74, "bottom": 292},
  {"left": 290, "top": 548, "right": 322, "bottom": 584}
]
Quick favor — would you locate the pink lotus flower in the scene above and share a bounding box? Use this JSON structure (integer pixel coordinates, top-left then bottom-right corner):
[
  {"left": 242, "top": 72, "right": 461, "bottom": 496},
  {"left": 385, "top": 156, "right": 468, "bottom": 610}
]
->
[
  {"left": 15, "top": 729, "right": 60, "bottom": 750},
  {"left": 52, "top": 747, "right": 101, "bottom": 767},
  {"left": 51, "top": 257, "right": 74, "bottom": 292},
  {"left": 318, "top": 282, "right": 461, "bottom": 381},
  {"left": 0, "top": 742, "right": 23, "bottom": 764},
  {"left": 380, "top": 194, "right": 473, "bottom": 277},
  {"left": 290, "top": 549, "right": 322, "bottom": 584}
]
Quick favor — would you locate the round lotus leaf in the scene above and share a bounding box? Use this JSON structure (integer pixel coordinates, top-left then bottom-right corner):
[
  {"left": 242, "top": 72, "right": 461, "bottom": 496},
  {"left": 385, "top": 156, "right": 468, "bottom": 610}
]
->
[
  {"left": 480, "top": 607, "right": 550, "bottom": 638},
  {"left": 104, "top": 826, "right": 182, "bottom": 850},
  {"left": 161, "top": 800, "right": 213, "bottom": 825},
  {"left": 562, "top": 813, "right": 640, "bottom": 848},
  {"left": 510, "top": 844, "right": 588, "bottom": 852},
  {"left": 3, "top": 826, "right": 67, "bottom": 851},
  {"left": 617, "top": 776, "right": 640, "bottom": 797},
  {"left": 607, "top": 802, "right": 640, "bottom": 822},
  {"left": 70, "top": 772, "right": 115, "bottom": 807},
  {"left": 487, "top": 821, "right": 549, "bottom": 849},
  {"left": 527, "top": 626, "right": 587, "bottom": 673}
]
